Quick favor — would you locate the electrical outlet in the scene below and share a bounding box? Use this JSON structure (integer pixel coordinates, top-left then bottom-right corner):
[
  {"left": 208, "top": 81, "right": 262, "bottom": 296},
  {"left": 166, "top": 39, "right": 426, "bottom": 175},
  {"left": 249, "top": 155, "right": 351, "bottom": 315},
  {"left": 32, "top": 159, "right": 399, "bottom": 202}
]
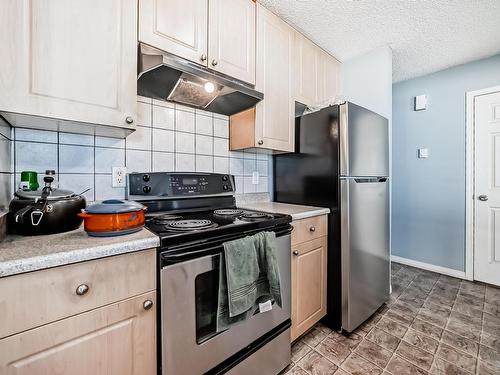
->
[
  {"left": 112, "top": 167, "right": 127, "bottom": 188},
  {"left": 252, "top": 171, "right": 259, "bottom": 185}
]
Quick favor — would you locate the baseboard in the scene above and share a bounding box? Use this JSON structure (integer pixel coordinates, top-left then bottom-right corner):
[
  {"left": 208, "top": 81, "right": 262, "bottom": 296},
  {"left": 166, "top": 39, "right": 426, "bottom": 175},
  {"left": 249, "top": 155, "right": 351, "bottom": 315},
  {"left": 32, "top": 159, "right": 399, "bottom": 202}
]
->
[{"left": 391, "top": 255, "right": 466, "bottom": 279}]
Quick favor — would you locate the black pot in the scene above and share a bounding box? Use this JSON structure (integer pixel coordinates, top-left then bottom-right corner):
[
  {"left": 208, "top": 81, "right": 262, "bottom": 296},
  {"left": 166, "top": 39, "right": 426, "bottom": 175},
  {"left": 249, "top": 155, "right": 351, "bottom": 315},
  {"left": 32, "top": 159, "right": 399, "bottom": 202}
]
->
[{"left": 8, "top": 183, "right": 86, "bottom": 236}]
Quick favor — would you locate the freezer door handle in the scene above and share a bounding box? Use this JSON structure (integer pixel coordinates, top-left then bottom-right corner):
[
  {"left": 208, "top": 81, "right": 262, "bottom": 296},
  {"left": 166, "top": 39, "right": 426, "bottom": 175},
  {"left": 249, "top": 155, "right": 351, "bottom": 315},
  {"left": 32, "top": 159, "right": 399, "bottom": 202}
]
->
[{"left": 353, "top": 177, "right": 388, "bottom": 183}]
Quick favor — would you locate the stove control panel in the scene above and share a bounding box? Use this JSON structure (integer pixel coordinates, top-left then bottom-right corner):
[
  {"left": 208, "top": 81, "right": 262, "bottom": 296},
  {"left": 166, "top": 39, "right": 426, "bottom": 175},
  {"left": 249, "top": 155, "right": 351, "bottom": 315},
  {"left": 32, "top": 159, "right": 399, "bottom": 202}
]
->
[{"left": 127, "top": 172, "right": 235, "bottom": 199}]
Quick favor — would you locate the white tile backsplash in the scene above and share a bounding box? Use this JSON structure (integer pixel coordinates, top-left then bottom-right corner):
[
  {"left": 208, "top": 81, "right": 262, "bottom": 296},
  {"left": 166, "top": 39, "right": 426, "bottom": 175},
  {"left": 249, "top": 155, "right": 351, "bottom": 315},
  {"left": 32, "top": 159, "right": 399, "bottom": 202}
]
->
[
  {"left": 126, "top": 149, "right": 151, "bottom": 172},
  {"left": 153, "top": 105, "right": 175, "bottom": 130},
  {"left": 175, "top": 153, "right": 195, "bottom": 171},
  {"left": 175, "top": 109, "right": 195, "bottom": 133},
  {"left": 213, "top": 138, "right": 229, "bottom": 157},
  {"left": 15, "top": 141, "right": 57, "bottom": 173},
  {"left": 153, "top": 152, "right": 174, "bottom": 172},
  {"left": 9, "top": 98, "right": 271, "bottom": 200},
  {"left": 214, "top": 118, "right": 229, "bottom": 138},
  {"left": 153, "top": 128, "right": 174, "bottom": 152},
  {"left": 175, "top": 132, "right": 195, "bottom": 154},
  {"left": 59, "top": 132, "right": 94, "bottom": 146},
  {"left": 196, "top": 134, "right": 213, "bottom": 155},
  {"left": 196, "top": 113, "right": 213, "bottom": 135},
  {"left": 59, "top": 145, "right": 94, "bottom": 173},
  {"left": 196, "top": 155, "right": 213, "bottom": 172},
  {"left": 126, "top": 126, "right": 151, "bottom": 150},
  {"left": 95, "top": 147, "right": 125, "bottom": 174}
]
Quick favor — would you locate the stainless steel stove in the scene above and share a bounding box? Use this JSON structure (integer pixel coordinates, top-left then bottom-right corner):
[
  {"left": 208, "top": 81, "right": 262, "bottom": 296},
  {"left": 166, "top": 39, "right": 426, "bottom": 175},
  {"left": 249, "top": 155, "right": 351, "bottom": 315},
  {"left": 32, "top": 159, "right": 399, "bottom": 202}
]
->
[{"left": 127, "top": 172, "right": 292, "bottom": 375}]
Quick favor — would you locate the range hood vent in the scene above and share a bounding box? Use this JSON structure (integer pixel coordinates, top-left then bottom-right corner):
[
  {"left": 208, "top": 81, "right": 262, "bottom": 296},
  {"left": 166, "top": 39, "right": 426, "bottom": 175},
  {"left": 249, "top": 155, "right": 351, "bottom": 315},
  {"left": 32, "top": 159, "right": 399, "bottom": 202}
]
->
[{"left": 137, "top": 44, "right": 263, "bottom": 116}]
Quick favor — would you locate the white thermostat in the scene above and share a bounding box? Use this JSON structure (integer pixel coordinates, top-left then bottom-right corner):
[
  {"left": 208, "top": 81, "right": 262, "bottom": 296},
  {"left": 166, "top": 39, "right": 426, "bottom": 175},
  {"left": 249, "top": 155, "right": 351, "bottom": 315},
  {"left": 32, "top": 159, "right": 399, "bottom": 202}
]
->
[
  {"left": 414, "top": 95, "right": 427, "bottom": 111},
  {"left": 417, "top": 148, "right": 429, "bottom": 158}
]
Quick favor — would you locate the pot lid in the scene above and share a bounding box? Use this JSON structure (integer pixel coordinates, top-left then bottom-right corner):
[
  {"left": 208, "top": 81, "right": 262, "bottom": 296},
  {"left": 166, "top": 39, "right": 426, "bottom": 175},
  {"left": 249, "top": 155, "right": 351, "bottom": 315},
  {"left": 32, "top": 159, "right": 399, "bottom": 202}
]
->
[
  {"left": 15, "top": 188, "right": 77, "bottom": 200},
  {"left": 85, "top": 200, "right": 145, "bottom": 214}
]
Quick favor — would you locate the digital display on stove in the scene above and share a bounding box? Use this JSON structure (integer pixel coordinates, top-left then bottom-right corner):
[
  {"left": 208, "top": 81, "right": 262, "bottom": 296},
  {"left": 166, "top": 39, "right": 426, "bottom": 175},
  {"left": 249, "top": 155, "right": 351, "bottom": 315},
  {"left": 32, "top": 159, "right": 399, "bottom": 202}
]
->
[{"left": 182, "top": 178, "right": 198, "bottom": 185}]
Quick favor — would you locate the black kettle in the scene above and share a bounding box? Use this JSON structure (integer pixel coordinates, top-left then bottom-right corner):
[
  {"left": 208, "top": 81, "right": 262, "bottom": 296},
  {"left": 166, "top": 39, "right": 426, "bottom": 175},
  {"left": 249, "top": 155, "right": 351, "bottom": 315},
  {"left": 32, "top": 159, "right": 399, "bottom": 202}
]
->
[{"left": 9, "top": 175, "right": 86, "bottom": 235}]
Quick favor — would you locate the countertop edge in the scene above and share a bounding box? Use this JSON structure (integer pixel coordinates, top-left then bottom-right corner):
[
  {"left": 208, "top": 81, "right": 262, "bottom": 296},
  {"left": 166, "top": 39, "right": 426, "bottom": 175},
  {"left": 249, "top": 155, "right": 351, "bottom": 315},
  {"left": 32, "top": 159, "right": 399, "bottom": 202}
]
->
[
  {"left": 289, "top": 208, "right": 331, "bottom": 220},
  {"left": 0, "top": 235, "right": 160, "bottom": 278}
]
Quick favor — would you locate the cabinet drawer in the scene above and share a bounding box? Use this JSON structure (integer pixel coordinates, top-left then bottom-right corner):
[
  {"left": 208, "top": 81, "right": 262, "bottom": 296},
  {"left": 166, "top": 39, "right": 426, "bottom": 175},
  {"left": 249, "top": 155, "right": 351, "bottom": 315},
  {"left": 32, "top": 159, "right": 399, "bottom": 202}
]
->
[
  {"left": 291, "top": 215, "right": 327, "bottom": 245},
  {"left": 0, "top": 249, "right": 156, "bottom": 339}
]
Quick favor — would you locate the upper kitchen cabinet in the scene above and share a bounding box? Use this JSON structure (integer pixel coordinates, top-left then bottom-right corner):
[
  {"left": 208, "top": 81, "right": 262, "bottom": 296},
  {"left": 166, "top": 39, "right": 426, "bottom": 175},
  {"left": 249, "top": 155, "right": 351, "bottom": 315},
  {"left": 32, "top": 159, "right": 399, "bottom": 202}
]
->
[
  {"left": 294, "top": 32, "right": 321, "bottom": 107},
  {"left": 320, "top": 51, "right": 341, "bottom": 103},
  {"left": 208, "top": 0, "right": 256, "bottom": 84},
  {"left": 139, "top": 0, "right": 208, "bottom": 66},
  {"left": 139, "top": 0, "right": 256, "bottom": 85},
  {"left": 0, "top": 0, "right": 137, "bottom": 136},
  {"left": 230, "top": 4, "right": 294, "bottom": 152}
]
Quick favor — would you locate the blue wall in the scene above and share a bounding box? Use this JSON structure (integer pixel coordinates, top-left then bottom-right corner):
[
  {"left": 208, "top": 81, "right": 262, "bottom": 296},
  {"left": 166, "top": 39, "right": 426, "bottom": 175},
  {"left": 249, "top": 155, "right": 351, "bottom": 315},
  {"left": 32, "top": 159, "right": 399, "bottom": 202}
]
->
[{"left": 392, "top": 54, "right": 500, "bottom": 272}]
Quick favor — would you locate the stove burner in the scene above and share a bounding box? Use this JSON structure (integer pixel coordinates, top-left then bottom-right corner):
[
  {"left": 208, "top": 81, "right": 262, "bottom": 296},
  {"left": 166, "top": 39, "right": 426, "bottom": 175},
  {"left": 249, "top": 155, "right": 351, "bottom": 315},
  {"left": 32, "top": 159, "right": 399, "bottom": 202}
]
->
[
  {"left": 214, "top": 209, "right": 244, "bottom": 216},
  {"left": 240, "top": 212, "right": 271, "bottom": 221},
  {"left": 150, "top": 214, "right": 183, "bottom": 224},
  {"left": 167, "top": 219, "right": 218, "bottom": 231}
]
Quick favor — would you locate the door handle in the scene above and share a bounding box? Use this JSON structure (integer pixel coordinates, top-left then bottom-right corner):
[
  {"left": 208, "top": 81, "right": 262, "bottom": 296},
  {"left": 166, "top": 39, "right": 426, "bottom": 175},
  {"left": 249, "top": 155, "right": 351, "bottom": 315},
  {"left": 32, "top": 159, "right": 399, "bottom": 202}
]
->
[{"left": 478, "top": 195, "right": 488, "bottom": 201}]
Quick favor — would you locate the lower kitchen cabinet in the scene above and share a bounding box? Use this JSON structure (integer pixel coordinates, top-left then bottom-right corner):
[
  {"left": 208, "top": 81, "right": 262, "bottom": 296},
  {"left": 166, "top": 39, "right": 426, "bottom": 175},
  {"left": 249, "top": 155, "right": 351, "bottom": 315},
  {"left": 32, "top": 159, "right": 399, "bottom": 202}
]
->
[
  {"left": 290, "top": 216, "right": 328, "bottom": 341},
  {"left": 0, "top": 249, "right": 157, "bottom": 375},
  {"left": 0, "top": 291, "right": 156, "bottom": 375}
]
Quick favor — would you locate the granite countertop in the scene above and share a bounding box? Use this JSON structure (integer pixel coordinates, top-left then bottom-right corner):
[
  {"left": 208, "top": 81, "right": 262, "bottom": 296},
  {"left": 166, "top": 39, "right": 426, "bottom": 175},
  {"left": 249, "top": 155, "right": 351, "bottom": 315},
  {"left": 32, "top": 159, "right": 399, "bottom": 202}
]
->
[
  {"left": 0, "top": 226, "right": 160, "bottom": 278},
  {"left": 239, "top": 202, "right": 330, "bottom": 220}
]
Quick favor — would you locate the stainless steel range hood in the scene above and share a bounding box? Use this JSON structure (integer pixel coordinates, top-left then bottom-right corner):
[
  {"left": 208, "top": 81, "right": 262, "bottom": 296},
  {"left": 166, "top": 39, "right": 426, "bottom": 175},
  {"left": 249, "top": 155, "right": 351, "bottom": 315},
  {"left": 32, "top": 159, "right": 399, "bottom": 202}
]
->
[{"left": 137, "top": 44, "right": 263, "bottom": 116}]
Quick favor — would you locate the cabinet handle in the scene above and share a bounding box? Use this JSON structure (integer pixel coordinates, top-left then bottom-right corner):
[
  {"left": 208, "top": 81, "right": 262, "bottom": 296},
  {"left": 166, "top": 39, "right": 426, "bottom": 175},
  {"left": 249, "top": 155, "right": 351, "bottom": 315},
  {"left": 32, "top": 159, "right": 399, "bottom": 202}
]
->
[
  {"left": 293, "top": 250, "right": 299, "bottom": 256},
  {"left": 309, "top": 226, "right": 316, "bottom": 232},
  {"left": 76, "top": 284, "right": 89, "bottom": 296},
  {"left": 200, "top": 54, "right": 207, "bottom": 62},
  {"left": 258, "top": 140, "right": 264, "bottom": 146},
  {"left": 125, "top": 116, "right": 134, "bottom": 124},
  {"left": 211, "top": 59, "right": 218, "bottom": 66},
  {"left": 143, "top": 300, "right": 154, "bottom": 310}
]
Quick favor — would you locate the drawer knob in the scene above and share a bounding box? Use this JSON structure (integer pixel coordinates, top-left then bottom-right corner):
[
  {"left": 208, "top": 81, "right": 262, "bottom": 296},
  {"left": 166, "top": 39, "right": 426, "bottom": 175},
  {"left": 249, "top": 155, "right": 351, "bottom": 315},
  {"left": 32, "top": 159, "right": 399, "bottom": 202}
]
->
[
  {"left": 293, "top": 250, "right": 299, "bottom": 256},
  {"left": 125, "top": 116, "right": 134, "bottom": 124},
  {"left": 200, "top": 54, "right": 207, "bottom": 62},
  {"left": 309, "top": 226, "right": 316, "bottom": 232},
  {"left": 143, "top": 300, "right": 154, "bottom": 310},
  {"left": 258, "top": 140, "right": 264, "bottom": 146},
  {"left": 75, "top": 284, "right": 89, "bottom": 296},
  {"left": 211, "top": 59, "right": 218, "bottom": 66}
]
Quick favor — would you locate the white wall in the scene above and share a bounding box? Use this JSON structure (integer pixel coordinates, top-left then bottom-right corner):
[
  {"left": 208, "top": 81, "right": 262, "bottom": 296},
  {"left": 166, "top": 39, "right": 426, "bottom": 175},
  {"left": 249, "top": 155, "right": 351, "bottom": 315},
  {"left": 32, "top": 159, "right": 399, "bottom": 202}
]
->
[{"left": 340, "top": 45, "right": 393, "bottom": 120}]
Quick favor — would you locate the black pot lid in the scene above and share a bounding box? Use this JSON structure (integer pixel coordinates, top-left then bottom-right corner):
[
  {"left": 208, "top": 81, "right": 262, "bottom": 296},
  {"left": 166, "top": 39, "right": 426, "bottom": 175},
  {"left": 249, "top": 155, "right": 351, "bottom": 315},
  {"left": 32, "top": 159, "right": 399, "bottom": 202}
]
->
[
  {"left": 84, "top": 199, "right": 145, "bottom": 214},
  {"left": 15, "top": 188, "right": 77, "bottom": 200}
]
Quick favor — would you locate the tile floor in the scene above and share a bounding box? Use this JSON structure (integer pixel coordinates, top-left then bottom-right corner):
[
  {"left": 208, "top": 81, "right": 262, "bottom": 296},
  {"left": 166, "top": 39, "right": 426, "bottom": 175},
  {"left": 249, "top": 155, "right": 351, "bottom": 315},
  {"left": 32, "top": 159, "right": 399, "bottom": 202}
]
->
[{"left": 284, "top": 262, "right": 500, "bottom": 375}]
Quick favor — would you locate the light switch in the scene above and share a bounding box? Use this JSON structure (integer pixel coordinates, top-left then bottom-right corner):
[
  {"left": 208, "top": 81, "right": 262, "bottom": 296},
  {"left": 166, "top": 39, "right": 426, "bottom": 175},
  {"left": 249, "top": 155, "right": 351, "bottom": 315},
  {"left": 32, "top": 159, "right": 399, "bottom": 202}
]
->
[
  {"left": 414, "top": 95, "right": 427, "bottom": 111},
  {"left": 417, "top": 148, "right": 429, "bottom": 159}
]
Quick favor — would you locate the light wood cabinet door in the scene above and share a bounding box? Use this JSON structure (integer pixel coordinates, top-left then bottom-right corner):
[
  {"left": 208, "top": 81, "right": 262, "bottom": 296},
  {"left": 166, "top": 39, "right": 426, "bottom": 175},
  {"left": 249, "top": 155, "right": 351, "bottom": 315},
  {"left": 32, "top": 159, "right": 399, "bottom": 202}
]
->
[
  {"left": 254, "top": 4, "right": 295, "bottom": 152},
  {"left": 139, "top": 0, "right": 208, "bottom": 66},
  {"left": 291, "top": 237, "right": 328, "bottom": 341},
  {"left": 0, "top": 0, "right": 137, "bottom": 130},
  {"left": 320, "top": 51, "right": 341, "bottom": 103},
  {"left": 208, "top": 0, "right": 256, "bottom": 84},
  {"left": 294, "top": 32, "right": 321, "bottom": 107},
  {"left": 0, "top": 291, "right": 156, "bottom": 375}
]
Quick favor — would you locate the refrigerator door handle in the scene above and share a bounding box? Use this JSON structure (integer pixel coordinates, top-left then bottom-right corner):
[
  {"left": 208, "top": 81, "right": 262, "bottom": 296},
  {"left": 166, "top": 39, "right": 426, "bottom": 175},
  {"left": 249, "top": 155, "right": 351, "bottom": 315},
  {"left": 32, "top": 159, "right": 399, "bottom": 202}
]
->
[{"left": 353, "top": 177, "right": 388, "bottom": 183}]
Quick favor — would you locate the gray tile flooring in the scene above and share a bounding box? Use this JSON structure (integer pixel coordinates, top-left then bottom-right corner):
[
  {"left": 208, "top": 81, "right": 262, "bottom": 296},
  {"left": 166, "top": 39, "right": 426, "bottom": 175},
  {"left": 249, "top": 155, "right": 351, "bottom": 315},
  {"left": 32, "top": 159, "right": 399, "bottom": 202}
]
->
[{"left": 283, "top": 262, "right": 500, "bottom": 375}]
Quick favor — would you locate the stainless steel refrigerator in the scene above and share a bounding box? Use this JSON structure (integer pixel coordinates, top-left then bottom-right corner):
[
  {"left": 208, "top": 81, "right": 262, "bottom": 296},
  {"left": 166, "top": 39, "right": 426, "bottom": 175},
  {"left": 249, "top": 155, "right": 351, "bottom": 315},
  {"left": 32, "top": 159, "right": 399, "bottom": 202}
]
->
[{"left": 274, "top": 101, "right": 390, "bottom": 333}]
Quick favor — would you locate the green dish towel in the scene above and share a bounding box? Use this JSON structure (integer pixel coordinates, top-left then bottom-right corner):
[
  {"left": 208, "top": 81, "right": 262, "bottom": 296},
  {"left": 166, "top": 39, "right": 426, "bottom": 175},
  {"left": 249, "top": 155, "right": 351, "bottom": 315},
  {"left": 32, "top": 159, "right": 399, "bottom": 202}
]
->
[{"left": 216, "top": 231, "right": 282, "bottom": 332}]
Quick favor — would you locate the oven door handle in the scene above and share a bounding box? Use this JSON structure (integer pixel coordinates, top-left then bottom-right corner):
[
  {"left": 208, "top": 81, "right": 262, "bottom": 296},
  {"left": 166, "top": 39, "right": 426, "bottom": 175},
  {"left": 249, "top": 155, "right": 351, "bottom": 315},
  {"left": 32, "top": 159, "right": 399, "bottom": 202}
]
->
[{"left": 163, "top": 227, "right": 292, "bottom": 263}]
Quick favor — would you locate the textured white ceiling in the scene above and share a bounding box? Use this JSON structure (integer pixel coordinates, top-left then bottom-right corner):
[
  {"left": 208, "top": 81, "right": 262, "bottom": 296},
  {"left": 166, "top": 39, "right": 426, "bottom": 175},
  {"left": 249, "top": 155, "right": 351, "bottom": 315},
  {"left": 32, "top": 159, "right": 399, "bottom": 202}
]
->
[{"left": 258, "top": 0, "right": 500, "bottom": 82}]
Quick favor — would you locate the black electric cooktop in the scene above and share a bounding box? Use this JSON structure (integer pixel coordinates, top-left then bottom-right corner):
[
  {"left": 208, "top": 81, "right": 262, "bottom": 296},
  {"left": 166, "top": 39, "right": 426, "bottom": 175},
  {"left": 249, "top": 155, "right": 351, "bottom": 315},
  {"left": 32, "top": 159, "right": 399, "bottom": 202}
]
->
[{"left": 145, "top": 207, "right": 291, "bottom": 248}]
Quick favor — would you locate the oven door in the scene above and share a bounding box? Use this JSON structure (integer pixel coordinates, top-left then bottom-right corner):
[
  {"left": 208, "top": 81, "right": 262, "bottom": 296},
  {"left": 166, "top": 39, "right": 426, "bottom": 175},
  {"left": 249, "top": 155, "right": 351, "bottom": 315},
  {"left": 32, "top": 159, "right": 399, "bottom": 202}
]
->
[{"left": 161, "top": 231, "right": 291, "bottom": 375}]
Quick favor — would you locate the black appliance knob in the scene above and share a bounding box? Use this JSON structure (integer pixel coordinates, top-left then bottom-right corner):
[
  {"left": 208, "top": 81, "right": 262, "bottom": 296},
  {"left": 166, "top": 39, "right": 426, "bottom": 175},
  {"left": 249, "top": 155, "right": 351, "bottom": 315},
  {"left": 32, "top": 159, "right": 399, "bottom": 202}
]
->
[
  {"left": 223, "top": 185, "right": 229, "bottom": 191},
  {"left": 143, "top": 174, "right": 150, "bottom": 182},
  {"left": 143, "top": 186, "right": 151, "bottom": 193},
  {"left": 222, "top": 175, "right": 228, "bottom": 181}
]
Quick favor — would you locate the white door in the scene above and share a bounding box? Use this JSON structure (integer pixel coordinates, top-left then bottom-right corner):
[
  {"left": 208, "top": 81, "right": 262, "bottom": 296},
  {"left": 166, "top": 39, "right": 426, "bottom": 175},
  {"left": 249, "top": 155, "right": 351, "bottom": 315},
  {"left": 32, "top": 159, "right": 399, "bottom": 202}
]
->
[
  {"left": 208, "top": 0, "right": 256, "bottom": 84},
  {"left": 0, "top": 0, "right": 137, "bottom": 129},
  {"left": 474, "top": 90, "right": 500, "bottom": 286},
  {"left": 139, "top": 0, "right": 208, "bottom": 66}
]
